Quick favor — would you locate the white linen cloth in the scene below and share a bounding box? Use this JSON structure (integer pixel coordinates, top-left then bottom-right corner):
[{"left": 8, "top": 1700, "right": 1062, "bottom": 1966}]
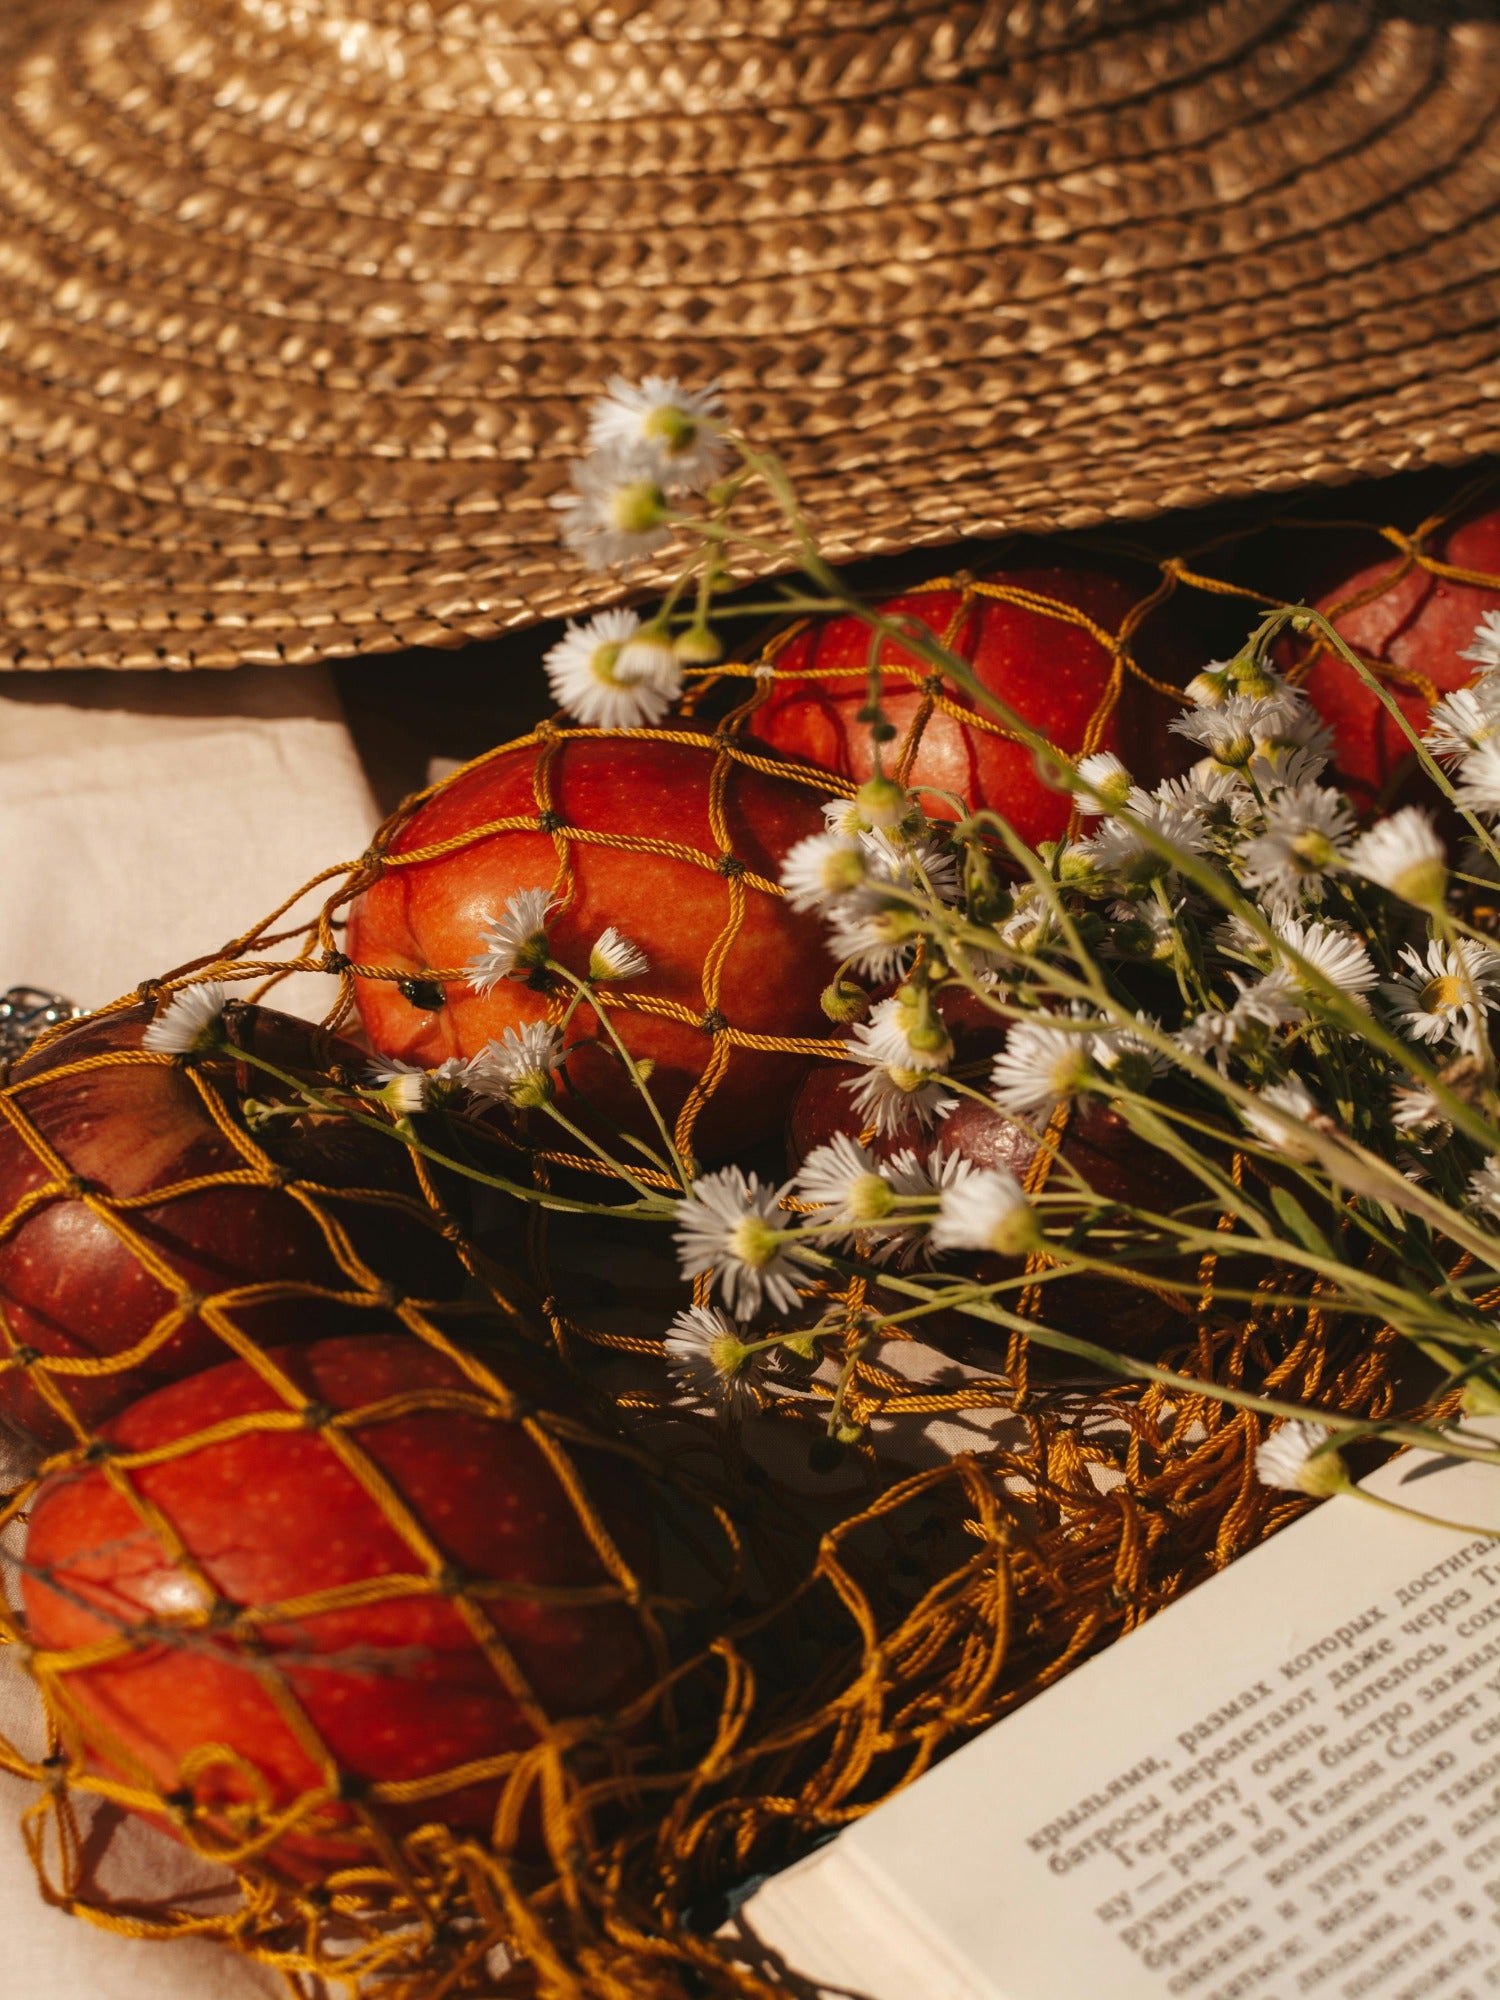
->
[{"left": 0, "top": 665, "right": 378, "bottom": 1997}]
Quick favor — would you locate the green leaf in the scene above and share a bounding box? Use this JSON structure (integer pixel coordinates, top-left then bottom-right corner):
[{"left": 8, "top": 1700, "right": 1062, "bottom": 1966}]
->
[{"left": 1270, "top": 1186, "right": 1334, "bottom": 1260}]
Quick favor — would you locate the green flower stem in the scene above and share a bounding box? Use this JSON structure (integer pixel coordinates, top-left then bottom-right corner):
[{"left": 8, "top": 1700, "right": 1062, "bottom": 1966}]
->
[
  {"left": 222, "top": 1042, "right": 674, "bottom": 1224},
  {"left": 1348, "top": 1484, "right": 1500, "bottom": 1544},
  {"left": 545, "top": 961, "right": 691, "bottom": 1191},
  {"left": 535, "top": 1097, "right": 669, "bottom": 1205},
  {"left": 803, "top": 1247, "right": 1500, "bottom": 1466}
]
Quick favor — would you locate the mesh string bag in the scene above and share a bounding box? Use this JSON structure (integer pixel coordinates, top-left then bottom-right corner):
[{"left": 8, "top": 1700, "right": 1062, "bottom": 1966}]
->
[{"left": 2, "top": 467, "right": 1494, "bottom": 1992}]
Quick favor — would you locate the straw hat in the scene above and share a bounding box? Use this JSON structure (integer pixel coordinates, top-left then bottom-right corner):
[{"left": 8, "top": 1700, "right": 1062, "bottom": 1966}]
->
[{"left": 0, "top": 0, "right": 1497, "bottom": 673}]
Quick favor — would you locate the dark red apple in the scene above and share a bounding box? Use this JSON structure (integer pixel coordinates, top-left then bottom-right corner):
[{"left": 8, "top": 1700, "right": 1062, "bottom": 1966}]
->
[
  {"left": 1274, "top": 503, "right": 1500, "bottom": 812},
  {"left": 0, "top": 1006, "right": 461, "bottom": 1447},
  {"left": 21, "top": 1333, "right": 657, "bottom": 1876},
  {"left": 743, "top": 565, "right": 1199, "bottom": 842},
  {"left": 347, "top": 734, "right": 838, "bottom": 1158}
]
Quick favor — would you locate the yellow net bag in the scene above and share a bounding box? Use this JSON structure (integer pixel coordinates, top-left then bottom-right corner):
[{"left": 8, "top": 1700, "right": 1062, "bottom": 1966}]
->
[{"left": 3, "top": 464, "right": 1493, "bottom": 1995}]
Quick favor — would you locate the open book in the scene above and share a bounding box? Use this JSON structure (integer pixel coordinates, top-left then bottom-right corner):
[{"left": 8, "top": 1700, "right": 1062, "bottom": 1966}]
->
[{"left": 731, "top": 1437, "right": 1500, "bottom": 2000}]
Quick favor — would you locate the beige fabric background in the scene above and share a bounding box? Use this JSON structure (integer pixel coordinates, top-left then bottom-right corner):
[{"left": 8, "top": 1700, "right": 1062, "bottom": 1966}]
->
[{"left": 0, "top": 667, "right": 378, "bottom": 1997}]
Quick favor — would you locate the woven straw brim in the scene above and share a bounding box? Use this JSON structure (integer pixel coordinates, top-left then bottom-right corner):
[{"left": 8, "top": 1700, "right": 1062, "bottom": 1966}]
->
[{"left": 0, "top": 0, "right": 1498, "bottom": 671}]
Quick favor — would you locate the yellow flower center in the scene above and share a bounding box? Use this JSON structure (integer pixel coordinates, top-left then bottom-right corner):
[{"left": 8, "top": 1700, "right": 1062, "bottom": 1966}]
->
[
  {"left": 728, "top": 1215, "right": 782, "bottom": 1270},
  {"left": 1292, "top": 830, "right": 1334, "bottom": 869},
  {"left": 1420, "top": 974, "right": 1464, "bottom": 1014}
]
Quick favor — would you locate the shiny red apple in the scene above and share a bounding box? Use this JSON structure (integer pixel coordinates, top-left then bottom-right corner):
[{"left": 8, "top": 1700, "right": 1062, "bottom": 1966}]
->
[
  {"left": 744, "top": 564, "right": 1199, "bottom": 842},
  {"left": 21, "top": 1333, "right": 657, "bottom": 1876},
  {"left": 0, "top": 1006, "right": 461, "bottom": 1447},
  {"left": 347, "top": 734, "right": 837, "bottom": 1158},
  {"left": 1275, "top": 503, "right": 1500, "bottom": 811}
]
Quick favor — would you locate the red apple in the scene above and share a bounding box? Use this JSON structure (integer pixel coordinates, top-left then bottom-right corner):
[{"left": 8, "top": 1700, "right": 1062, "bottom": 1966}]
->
[
  {"left": 1274, "top": 503, "right": 1500, "bottom": 812},
  {"left": 21, "top": 1333, "right": 657, "bottom": 1876},
  {"left": 743, "top": 565, "right": 1200, "bottom": 841},
  {"left": 0, "top": 1006, "right": 461, "bottom": 1448},
  {"left": 347, "top": 734, "right": 838, "bottom": 1158}
]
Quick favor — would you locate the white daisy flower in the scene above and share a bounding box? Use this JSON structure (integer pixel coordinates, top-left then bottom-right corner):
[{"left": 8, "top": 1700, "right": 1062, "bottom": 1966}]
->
[
  {"left": 1157, "top": 761, "right": 1254, "bottom": 813},
  {"left": 552, "top": 444, "right": 674, "bottom": 569},
  {"left": 1272, "top": 916, "right": 1377, "bottom": 1004},
  {"left": 1169, "top": 688, "right": 1311, "bottom": 768},
  {"left": 1103, "top": 896, "right": 1179, "bottom": 963},
  {"left": 1382, "top": 937, "right": 1500, "bottom": 1050},
  {"left": 990, "top": 1018, "right": 1097, "bottom": 1121},
  {"left": 1178, "top": 970, "right": 1304, "bottom": 1067},
  {"left": 1085, "top": 795, "right": 1210, "bottom": 886},
  {"left": 1452, "top": 739, "right": 1500, "bottom": 820},
  {"left": 142, "top": 983, "right": 228, "bottom": 1056},
  {"left": 1254, "top": 1419, "right": 1348, "bottom": 1497},
  {"left": 843, "top": 1060, "right": 956, "bottom": 1139},
  {"left": 1391, "top": 1083, "right": 1449, "bottom": 1138},
  {"left": 849, "top": 993, "right": 953, "bottom": 1074},
  {"left": 929, "top": 1162, "right": 1037, "bottom": 1258},
  {"left": 543, "top": 607, "right": 682, "bottom": 729},
  {"left": 779, "top": 830, "right": 868, "bottom": 912},
  {"left": 1423, "top": 682, "right": 1500, "bottom": 764},
  {"left": 463, "top": 1021, "right": 566, "bottom": 1109},
  {"left": 858, "top": 826, "right": 960, "bottom": 905},
  {"left": 1075, "top": 751, "right": 1134, "bottom": 812},
  {"left": 1469, "top": 1156, "right": 1500, "bottom": 1220},
  {"left": 616, "top": 622, "right": 681, "bottom": 688},
  {"left": 1460, "top": 610, "right": 1500, "bottom": 675},
  {"left": 822, "top": 796, "right": 867, "bottom": 838},
  {"left": 1091, "top": 1019, "right": 1170, "bottom": 1091},
  {"left": 1238, "top": 1076, "right": 1322, "bottom": 1155},
  {"left": 674, "top": 1167, "right": 813, "bottom": 1319},
  {"left": 588, "top": 927, "right": 649, "bottom": 983},
  {"left": 663, "top": 1303, "right": 763, "bottom": 1418},
  {"left": 587, "top": 375, "right": 729, "bottom": 492},
  {"left": 1248, "top": 736, "right": 1333, "bottom": 793},
  {"left": 467, "top": 888, "right": 557, "bottom": 993},
  {"left": 995, "top": 888, "right": 1063, "bottom": 957},
  {"left": 1346, "top": 806, "right": 1447, "bottom": 909},
  {"left": 1238, "top": 784, "right": 1354, "bottom": 910},
  {"left": 824, "top": 904, "right": 921, "bottom": 984},
  {"left": 796, "top": 1134, "right": 897, "bottom": 1229}
]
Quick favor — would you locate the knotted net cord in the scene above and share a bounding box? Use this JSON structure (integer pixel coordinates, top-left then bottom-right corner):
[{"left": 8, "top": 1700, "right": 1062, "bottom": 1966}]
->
[{"left": 1, "top": 475, "right": 1493, "bottom": 1994}]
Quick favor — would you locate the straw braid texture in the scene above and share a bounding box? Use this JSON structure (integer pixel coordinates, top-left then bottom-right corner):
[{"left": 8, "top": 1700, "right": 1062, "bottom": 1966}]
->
[
  {"left": 0, "top": 0, "right": 1498, "bottom": 670},
  {"left": 0, "top": 492, "right": 1469, "bottom": 1992}
]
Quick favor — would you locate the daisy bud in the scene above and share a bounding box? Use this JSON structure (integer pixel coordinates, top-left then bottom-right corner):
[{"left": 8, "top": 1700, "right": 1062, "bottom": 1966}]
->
[
  {"left": 855, "top": 773, "right": 911, "bottom": 831},
  {"left": 141, "top": 983, "right": 229, "bottom": 1057},
  {"left": 779, "top": 1331, "right": 822, "bottom": 1363},
  {"left": 821, "top": 977, "right": 870, "bottom": 1023},
  {"left": 1185, "top": 662, "right": 1235, "bottom": 707},
  {"left": 380, "top": 1071, "right": 429, "bottom": 1116},
  {"left": 1346, "top": 807, "right": 1447, "bottom": 911},
  {"left": 1462, "top": 1377, "right": 1500, "bottom": 1417},
  {"left": 674, "top": 621, "right": 723, "bottom": 665},
  {"left": 1254, "top": 1420, "right": 1350, "bottom": 1498},
  {"left": 1075, "top": 751, "right": 1133, "bottom": 812},
  {"left": 589, "top": 926, "right": 650, "bottom": 983},
  {"left": 930, "top": 1166, "right": 1038, "bottom": 1258}
]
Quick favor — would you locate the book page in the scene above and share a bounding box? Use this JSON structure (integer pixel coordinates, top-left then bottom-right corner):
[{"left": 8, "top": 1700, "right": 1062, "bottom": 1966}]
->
[{"left": 738, "top": 1436, "right": 1500, "bottom": 2000}]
